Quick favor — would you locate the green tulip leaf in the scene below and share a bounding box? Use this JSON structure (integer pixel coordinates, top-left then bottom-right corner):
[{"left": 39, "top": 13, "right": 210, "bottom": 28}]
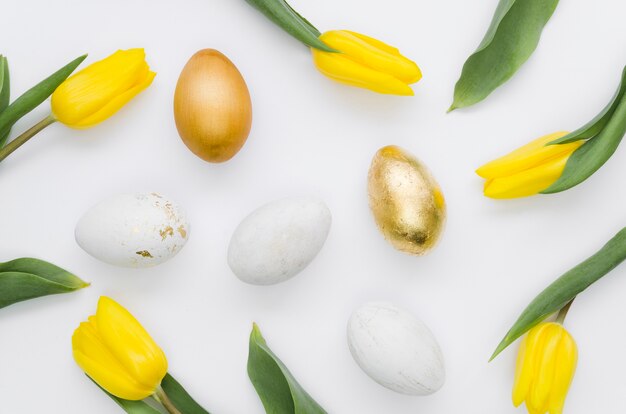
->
[
  {"left": 244, "top": 0, "right": 337, "bottom": 52},
  {"left": 161, "top": 373, "right": 210, "bottom": 414},
  {"left": 0, "top": 56, "right": 11, "bottom": 146},
  {"left": 450, "top": 0, "right": 559, "bottom": 111},
  {"left": 90, "top": 378, "right": 162, "bottom": 414},
  {"left": 548, "top": 66, "right": 626, "bottom": 145},
  {"left": 491, "top": 227, "right": 626, "bottom": 361},
  {"left": 543, "top": 67, "right": 626, "bottom": 194},
  {"left": 0, "top": 54, "right": 86, "bottom": 147},
  {"left": 248, "top": 323, "right": 327, "bottom": 414},
  {"left": 0, "top": 257, "right": 89, "bottom": 309},
  {"left": 108, "top": 396, "right": 162, "bottom": 414}
]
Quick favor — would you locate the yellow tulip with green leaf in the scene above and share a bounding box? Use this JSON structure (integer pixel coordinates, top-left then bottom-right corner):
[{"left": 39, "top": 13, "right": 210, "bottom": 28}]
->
[
  {"left": 245, "top": 0, "right": 421, "bottom": 95},
  {"left": 0, "top": 48, "right": 155, "bottom": 164},
  {"left": 476, "top": 132, "right": 583, "bottom": 199},
  {"left": 477, "top": 65, "right": 626, "bottom": 199},
  {"left": 73, "top": 297, "right": 211, "bottom": 414},
  {"left": 492, "top": 228, "right": 626, "bottom": 414},
  {"left": 72, "top": 296, "right": 168, "bottom": 401}
]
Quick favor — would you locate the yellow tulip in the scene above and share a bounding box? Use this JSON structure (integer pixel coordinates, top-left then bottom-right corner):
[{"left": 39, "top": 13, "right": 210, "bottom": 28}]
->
[
  {"left": 513, "top": 322, "right": 578, "bottom": 414},
  {"left": 311, "top": 30, "right": 421, "bottom": 95},
  {"left": 51, "top": 48, "right": 155, "bottom": 129},
  {"left": 476, "top": 132, "right": 584, "bottom": 199},
  {"left": 72, "top": 296, "right": 168, "bottom": 400}
]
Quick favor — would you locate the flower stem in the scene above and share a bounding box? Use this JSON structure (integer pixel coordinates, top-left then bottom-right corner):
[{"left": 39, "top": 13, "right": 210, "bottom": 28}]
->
[
  {"left": 155, "top": 386, "right": 182, "bottom": 414},
  {"left": 0, "top": 114, "right": 56, "bottom": 163},
  {"left": 556, "top": 298, "right": 575, "bottom": 324}
]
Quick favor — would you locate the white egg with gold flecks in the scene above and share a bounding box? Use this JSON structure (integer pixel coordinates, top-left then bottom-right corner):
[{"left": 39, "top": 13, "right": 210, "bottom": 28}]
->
[{"left": 75, "top": 192, "right": 190, "bottom": 268}]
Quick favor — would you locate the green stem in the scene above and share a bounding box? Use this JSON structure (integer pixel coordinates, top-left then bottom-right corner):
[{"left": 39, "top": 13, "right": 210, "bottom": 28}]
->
[
  {"left": 155, "top": 386, "right": 182, "bottom": 414},
  {"left": 555, "top": 299, "right": 574, "bottom": 324},
  {"left": 0, "top": 114, "right": 56, "bottom": 163}
]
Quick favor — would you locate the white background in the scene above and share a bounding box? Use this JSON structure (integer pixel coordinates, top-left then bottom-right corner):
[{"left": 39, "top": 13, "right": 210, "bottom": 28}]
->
[{"left": 1, "top": 0, "right": 626, "bottom": 413}]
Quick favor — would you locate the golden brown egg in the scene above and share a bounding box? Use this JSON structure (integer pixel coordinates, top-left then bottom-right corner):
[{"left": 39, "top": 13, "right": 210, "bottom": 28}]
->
[
  {"left": 174, "top": 49, "right": 252, "bottom": 163},
  {"left": 367, "top": 145, "right": 446, "bottom": 255}
]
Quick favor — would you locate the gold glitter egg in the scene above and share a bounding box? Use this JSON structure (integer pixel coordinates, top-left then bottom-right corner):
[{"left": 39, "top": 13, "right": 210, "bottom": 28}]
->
[{"left": 367, "top": 145, "right": 446, "bottom": 255}]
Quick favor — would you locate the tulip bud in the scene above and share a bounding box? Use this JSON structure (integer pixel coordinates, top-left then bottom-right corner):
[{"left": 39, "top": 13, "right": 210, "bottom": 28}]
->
[
  {"left": 51, "top": 49, "right": 155, "bottom": 129},
  {"left": 513, "top": 322, "right": 577, "bottom": 414},
  {"left": 311, "top": 30, "right": 421, "bottom": 95},
  {"left": 476, "top": 132, "right": 584, "bottom": 199},
  {"left": 72, "top": 297, "right": 168, "bottom": 400}
]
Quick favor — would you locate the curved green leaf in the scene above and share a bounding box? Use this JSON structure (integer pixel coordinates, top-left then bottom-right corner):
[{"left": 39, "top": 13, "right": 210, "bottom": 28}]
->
[
  {"left": 543, "top": 80, "right": 626, "bottom": 193},
  {"left": 549, "top": 66, "right": 626, "bottom": 145},
  {"left": 0, "top": 54, "right": 86, "bottom": 145},
  {"left": 0, "top": 258, "right": 89, "bottom": 309},
  {"left": 0, "top": 56, "right": 11, "bottom": 146},
  {"left": 107, "top": 395, "right": 161, "bottom": 414},
  {"left": 248, "top": 323, "right": 326, "bottom": 414},
  {"left": 245, "top": 0, "right": 337, "bottom": 52},
  {"left": 91, "top": 378, "right": 162, "bottom": 414},
  {"left": 491, "top": 227, "right": 626, "bottom": 360},
  {"left": 161, "top": 373, "right": 210, "bottom": 414},
  {"left": 450, "top": 0, "right": 559, "bottom": 111}
]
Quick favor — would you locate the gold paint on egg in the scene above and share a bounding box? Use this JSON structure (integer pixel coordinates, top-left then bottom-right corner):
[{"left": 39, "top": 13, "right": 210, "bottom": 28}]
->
[
  {"left": 367, "top": 145, "right": 446, "bottom": 255},
  {"left": 174, "top": 49, "right": 252, "bottom": 163}
]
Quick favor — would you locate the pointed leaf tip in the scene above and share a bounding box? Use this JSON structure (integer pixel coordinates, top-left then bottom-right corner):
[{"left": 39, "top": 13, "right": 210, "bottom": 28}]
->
[
  {"left": 0, "top": 53, "right": 88, "bottom": 149},
  {"left": 490, "top": 227, "right": 626, "bottom": 359},
  {"left": 451, "top": 0, "right": 559, "bottom": 109},
  {"left": 0, "top": 258, "right": 89, "bottom": 309},
  {"left": 248, "top": 323, "right": 327, "bottom": 413}
]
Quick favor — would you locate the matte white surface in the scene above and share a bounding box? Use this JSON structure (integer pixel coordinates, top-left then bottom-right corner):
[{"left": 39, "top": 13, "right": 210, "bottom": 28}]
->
[
  {"left": 1, "top": 0, "right": 625, "bottom": 413},
  {"left": 347, "top": 301, "right": 445, "bottom": 395},
  {"left": 228, "top": 197, "right": 331, "bottom": 285}
]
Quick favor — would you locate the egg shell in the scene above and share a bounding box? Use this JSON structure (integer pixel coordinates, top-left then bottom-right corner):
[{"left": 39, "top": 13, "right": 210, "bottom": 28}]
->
[
  {"left": 75, "top": 193, "right": 190, "bottom": 268},
  {"left": 347, "top": 301, "right": 445, "bottom": 395},
  {"left": 227, "top": 197, "right": 331, "bottom": 285},
  {"left": 174, "top": 49, "right": 252, "bottom": 163},
  {"left": 368, "top": 145, "right": 446, "bottom": 255}
]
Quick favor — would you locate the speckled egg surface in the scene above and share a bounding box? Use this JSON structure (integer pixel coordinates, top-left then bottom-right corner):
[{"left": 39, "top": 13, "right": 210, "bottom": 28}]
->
[
  {"left": 347, "top": 301, "right": 445, "bottom": 396},
  {"left": 227, "top": 196, "right": 331, "bottom": 285},
  {"left": 75, "top": 192, "right": 190, "bottom": 268}
]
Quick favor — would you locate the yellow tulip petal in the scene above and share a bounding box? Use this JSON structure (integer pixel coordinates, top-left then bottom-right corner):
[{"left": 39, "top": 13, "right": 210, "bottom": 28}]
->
[
  {"left": 51, "top": 48, "right": 154, "bottom": 128},
  {"left": 94, "top": 297, "right": 168, "bottom": 393},
  {"left": 483, "top": 151, "right": 572, "bottom": 199},
  {"left": 476, "top": 132, "right": 583, "bottom": 179},
  {"left": 95, "top": 297, "right": 168, "bottom": 383},
  {"left": 344, "top": 31, "right": 400, "bottom": 56},
  {"left": 548, "top": 330, "right": 578, "bottom": 414},
  {"left": 71, "top": 70, "right": 156, "bottom": 128},
  {"left": 72, "top": 318, "right": 154, "bottom": 400},
  {"left": 71, "top": 297, "right": 168, "bottom": 400},
  {"left": 513, "top": 324, "right": 548, "bottom": 407},
  {"left": 512, "top": 335, "right": 530, "bottom": 406},
  {"left": 312, "top": 48, "right": 414, "bottom": 95},
  {"left": 528, "top": 324, "right": 562, "bottom": 413},
  {"left": 511, "top": 323, "right": 578, "bottom": 414},
  {"left": 319, "top": 30, "right": 421, "bottom": 84}
]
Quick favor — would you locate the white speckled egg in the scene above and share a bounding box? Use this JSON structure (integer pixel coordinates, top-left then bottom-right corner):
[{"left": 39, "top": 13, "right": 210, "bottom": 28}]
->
[
  {"left": 347, "top": 301, "right": 445, "bottom": 395},
  {"left": 75, "top": 192, "right": 190, "bottom": 268},
  {"left": 227, "top": 197, "right": 331, "bottom": 285}
]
